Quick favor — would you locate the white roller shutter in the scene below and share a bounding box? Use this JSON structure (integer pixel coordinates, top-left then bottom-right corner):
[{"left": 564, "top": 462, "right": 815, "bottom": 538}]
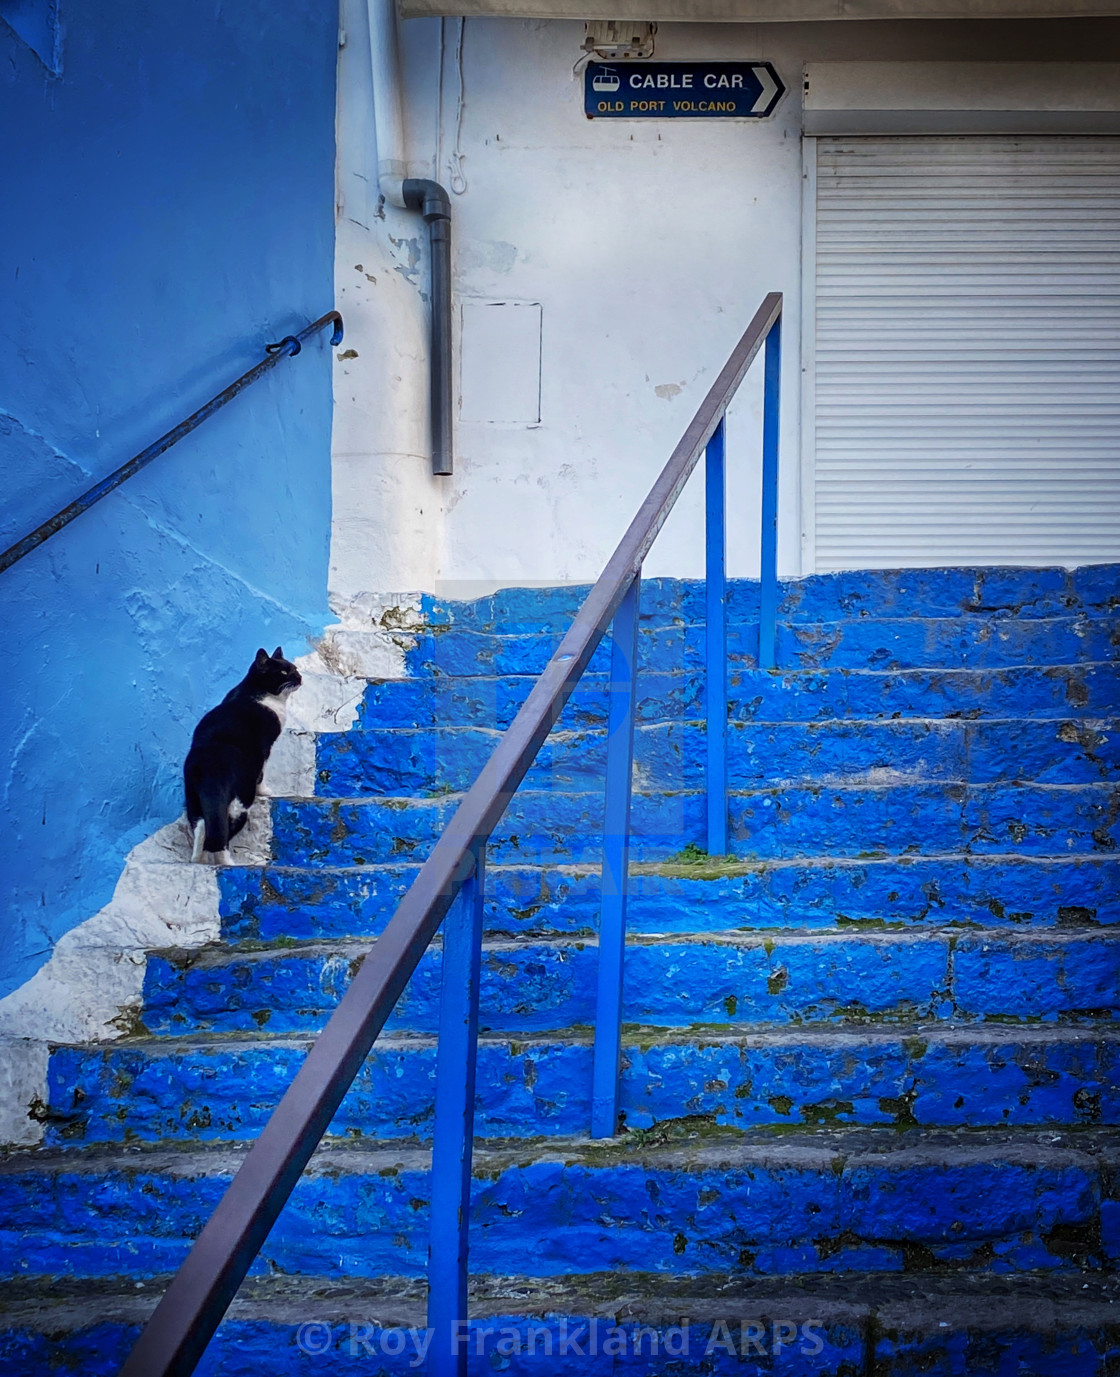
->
[{"left": 810, "top": 136, "right": 1120, "bottom": 570}]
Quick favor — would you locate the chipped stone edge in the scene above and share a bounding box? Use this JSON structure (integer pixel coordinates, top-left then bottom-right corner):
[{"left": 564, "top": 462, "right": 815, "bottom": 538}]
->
[{"left": 0, "top": 592, "right": 423, "bottom": 1148}]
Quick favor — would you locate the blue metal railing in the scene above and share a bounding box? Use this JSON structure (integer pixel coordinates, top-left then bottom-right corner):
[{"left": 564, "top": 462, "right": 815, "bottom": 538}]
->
[
  {"left": 0, "top": 311, "right": 343, "bottom": 576},
  {"left": 588, "top": 308, "right": 780, "bottom": 1139},
  {"left": 118, "top": 292, "right": 781, "bottom": 1377}
]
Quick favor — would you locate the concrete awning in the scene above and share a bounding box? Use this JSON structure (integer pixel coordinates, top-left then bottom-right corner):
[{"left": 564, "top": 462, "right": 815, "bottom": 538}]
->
[{"left": 400, "top": 0, "right": 1120, "bottom": 22}]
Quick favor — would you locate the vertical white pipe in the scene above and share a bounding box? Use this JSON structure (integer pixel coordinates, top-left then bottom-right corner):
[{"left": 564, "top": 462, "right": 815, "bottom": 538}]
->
[{"left": 366, "top": 0, "right": 408, "bottom": 207}]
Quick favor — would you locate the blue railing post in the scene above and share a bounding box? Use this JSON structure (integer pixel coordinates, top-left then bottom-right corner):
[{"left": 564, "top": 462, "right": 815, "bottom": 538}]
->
[
  {"left": 758, "top": 316, "right": 782, "bottom": 669},
  {"left": 591, "top": 575, "right": 641, "bottom": 1140},
  {"left": 705, "top": 417, "right": 728, "bottom": 857},
  {"left": 427, "top": 850, "right": 486, "bottom": 1375}
]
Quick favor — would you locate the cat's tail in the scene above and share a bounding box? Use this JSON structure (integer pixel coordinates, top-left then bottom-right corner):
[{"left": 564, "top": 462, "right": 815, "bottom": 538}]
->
[{"left": 193, "top": 787, "right": 233, "bottom": 861}]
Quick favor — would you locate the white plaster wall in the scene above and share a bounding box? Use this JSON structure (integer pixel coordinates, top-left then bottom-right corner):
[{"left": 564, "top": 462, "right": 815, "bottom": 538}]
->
[
  {"left": 334, "top": 12, "right": 803, "bottom": 593},
  {"left": 439, "top": 21, "right": 804, "bottom": 590},
  {"left": 332, "top": 12, "right": 1118, "bottom": 596},
  {"left": 332, "top": 0, "right": 449, "bottom": 600}
]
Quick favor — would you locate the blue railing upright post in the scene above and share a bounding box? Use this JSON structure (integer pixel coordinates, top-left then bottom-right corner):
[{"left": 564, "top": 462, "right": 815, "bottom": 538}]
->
[
  {"left": 705, "top": 416, "right": 728, "bottom": 857},
  {"left": 427, "top": 850, "right": 486, "bottom": 1375},
  {"left": 591, "top": 575, "right": 641, "bottom": 1140},
  {"left": 758, "top": 315, "right": 782, "bottom": 669}
]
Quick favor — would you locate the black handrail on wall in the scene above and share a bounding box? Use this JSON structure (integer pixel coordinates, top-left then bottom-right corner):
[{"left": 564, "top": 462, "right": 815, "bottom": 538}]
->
[
  {"left": 0, "top": 310, "right": 344, "bottom": 576},
  {"left": 118, "top": 291, "right": 783, "bottom": 1377}
]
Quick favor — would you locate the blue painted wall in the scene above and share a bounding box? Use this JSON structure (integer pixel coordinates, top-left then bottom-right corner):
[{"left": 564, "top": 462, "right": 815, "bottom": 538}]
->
[{"left": 0, "top": 1, "right": 338, "bottom": 998}]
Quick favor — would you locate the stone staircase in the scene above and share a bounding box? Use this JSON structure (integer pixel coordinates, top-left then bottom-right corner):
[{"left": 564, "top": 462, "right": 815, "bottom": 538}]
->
[{"left": 2, "top": 564, "right": 1119, "bottom": 1374}]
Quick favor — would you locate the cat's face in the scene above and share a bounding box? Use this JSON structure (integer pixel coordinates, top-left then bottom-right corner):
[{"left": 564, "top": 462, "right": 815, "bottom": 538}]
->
[{"left": 250, "top": 646, "right": 303, "bottom": 697}]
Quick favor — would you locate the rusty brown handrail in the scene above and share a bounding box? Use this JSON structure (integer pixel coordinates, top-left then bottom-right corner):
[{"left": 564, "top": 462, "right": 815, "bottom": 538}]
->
[{"left": 118, "top": 292, "right": 783, "bottom": 1377}]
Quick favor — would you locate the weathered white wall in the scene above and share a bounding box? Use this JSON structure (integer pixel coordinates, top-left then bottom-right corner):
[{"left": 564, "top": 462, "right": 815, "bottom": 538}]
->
[
  {"left": 333, "top": 0, "right": 448, "bottom": 599},
  {"left": 435, "top": 20, "right": 803, "bottom": 591},
  {"left": 332, "top": 12, "right": 1120, "bottom": 596}
]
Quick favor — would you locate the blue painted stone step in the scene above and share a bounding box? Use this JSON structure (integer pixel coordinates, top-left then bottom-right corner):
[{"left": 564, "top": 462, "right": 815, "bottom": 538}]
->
[
  {"left": 219, "top": 857, "right": 1120, "bottom": 942},
  {"left": 11, "top": 564, "right": 1118, "bottom": 1359},
  {"left": 271, "top": 783, "right": 1120, "bottom": 867},
  {"left": 420, "top": 566, "right": 1118, "bottom": 634},
  {"left": 356, "top": 664, "right": 1120, "bottom": 731},
  {"left": 407, "top": 615, "right": 1117, "bottom": 679},
  {"left": 44, "top": 1024, "right": 1120, "bottom": 1146},
  {"left": 140, "top": 930, "right": 1120, "bottom": 1038},
  {"left": 830, "top": 663, "right": 1119, "bottom": 722},
  {"left": 2, "top": 1131, "right": 1115, "bottom": 1282},
  {"left": 869, "top": 1284, "right": 1120, "bottom": 1377},
  {"left": 4, "top": 1273, "right": 1119, "bottom": 1377},
  {"left": 316, "top": 718, "right": 1120, "bottom": 797}
]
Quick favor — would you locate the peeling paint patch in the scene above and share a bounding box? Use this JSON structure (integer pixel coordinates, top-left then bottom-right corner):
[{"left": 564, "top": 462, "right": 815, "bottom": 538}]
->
[
  {"left": 654, "top": 382, "right": 684, "bottom": 401},
  {"left": 389, "top": 234, "right": 422, "bottom": 284},
  {"left": 0, "top": 1039, "right": 49, "bottom": 1147}
]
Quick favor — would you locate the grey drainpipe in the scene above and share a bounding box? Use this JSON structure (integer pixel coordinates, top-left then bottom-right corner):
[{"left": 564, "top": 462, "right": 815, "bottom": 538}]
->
[
  {"left": 367, "top": 0, "right": 454, "bottom": 477},
  {"left": 403, "top": 179, "right": 453, "bottom": 476}
]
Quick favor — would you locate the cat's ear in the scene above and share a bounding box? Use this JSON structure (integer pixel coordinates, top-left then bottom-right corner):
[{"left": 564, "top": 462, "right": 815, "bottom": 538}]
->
[
  {"left": 273, "top": 646, "right": 284, "bottom": 660},
  {"left": 255, "top": 647, "right": 270, "bottom": 666}
]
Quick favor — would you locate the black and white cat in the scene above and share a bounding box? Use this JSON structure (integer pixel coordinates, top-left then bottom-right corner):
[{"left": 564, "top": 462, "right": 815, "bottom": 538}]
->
[{"left": 184, "top": 646, "right": 302, "bottom": 864}]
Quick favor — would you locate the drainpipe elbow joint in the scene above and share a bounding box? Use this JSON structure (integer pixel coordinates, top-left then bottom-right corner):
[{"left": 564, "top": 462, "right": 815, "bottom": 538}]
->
[{"left": 402, "top": 177, "right": 451, "bottom": 223}]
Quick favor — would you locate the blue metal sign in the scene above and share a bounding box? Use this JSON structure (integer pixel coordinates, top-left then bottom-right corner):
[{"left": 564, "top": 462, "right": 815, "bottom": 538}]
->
[{"left": 585, "top": 61, "right": 784, "bottom": 120}]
